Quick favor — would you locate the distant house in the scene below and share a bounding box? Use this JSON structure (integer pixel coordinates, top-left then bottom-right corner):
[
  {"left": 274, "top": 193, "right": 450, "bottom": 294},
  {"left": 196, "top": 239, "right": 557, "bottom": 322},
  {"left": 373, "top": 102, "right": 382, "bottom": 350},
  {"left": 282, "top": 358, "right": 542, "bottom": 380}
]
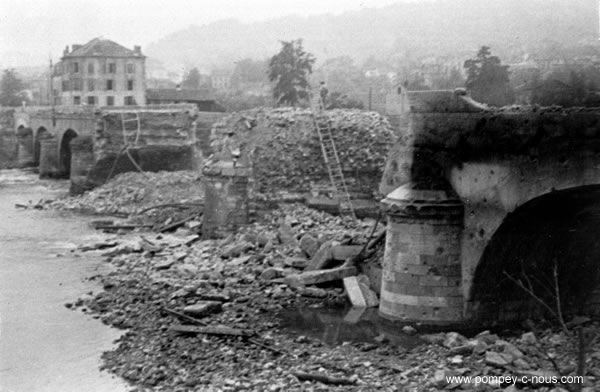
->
[
  {"left": 210, "top": 70, "right": 232, "bottom": 91},
  {"left": 52, "top": 38, "right": 146, "bottom": 107},
  {"left": 146, "top": 88, "right": 225, "bottom": 112}
]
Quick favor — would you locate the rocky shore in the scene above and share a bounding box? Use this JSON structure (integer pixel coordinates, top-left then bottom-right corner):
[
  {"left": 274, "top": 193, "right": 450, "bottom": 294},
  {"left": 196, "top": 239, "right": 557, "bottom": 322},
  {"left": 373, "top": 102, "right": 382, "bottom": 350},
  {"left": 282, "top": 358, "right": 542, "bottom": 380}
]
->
[{"left": 45, "top": 172, "right": 600, "bottom": 391}]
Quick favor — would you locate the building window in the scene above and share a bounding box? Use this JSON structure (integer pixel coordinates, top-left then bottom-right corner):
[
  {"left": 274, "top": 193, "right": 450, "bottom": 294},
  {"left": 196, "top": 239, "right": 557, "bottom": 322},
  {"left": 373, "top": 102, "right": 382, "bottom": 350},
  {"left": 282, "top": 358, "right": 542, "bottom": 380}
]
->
[
  {"left": 106, "top": 79, "right": 113, "bottom": 90},
  {"left": 108, "top": 63, "right": 116, "bottom": 73},
  {"left": 87, "top": 96, "right": 96, "bottom": 105},
  {"left": 127, "top": 79, "right": 134, "bottom": 91},
  {"left": 73, "top": 96, "right": 81, "bottom": 105},
  {"left": 87, "top": 79, "right": 94, "bottom": 91},
  {"left": 72, "top": 62, "right": 79, "bottom": 73},
  {"left": 106, "top": 96, "right": 114, "bottom": 106},
  {"left": 126, "top": 63, "right": 135, "bottom": 73},
  {"left": 72, "top": 79, "right": 82, "bottom": 91},
  {"left": 124, "top": 96, "right": 136, "bottom": 106},
  {"left": 61, "top": 80, "right": 70, "bottom": 91},
  {"left": 88, "top": 63, "right": 94, "bottom": 74}
]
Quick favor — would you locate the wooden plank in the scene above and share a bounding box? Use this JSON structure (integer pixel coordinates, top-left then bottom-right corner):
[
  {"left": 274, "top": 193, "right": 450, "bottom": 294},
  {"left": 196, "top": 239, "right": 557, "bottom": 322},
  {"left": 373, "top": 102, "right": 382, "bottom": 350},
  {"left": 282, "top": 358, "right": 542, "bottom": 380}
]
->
[
  {"left": 169, "top": 324, "right": 253, "bottom": 337},
  {"left": 285, "top": 266, "right": 357, "bottom": 287}
]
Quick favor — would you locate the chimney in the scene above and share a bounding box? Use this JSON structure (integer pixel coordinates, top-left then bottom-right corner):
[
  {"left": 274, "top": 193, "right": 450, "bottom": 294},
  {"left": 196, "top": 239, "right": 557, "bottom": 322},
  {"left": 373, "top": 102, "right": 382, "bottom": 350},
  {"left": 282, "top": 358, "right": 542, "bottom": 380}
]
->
[
  {"left": 72, "top": 44, "right": 82, "bottom": 51},
  {"left": 63, "top": 45, "right": 69, "bottom": 56},
  {"left": 134, "top": 45, "right": 142, "bottom": 55}
]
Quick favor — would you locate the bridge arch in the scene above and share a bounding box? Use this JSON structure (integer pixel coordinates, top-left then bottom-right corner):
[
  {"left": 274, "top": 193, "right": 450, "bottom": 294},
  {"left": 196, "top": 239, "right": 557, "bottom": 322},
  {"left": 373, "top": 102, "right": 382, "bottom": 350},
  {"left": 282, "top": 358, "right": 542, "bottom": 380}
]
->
[
  {"left": 469, "top": 185, "right": 600, "bottom": 323},
  {"left": 58, "top": 129, "right": 78, "bottom": 178}
]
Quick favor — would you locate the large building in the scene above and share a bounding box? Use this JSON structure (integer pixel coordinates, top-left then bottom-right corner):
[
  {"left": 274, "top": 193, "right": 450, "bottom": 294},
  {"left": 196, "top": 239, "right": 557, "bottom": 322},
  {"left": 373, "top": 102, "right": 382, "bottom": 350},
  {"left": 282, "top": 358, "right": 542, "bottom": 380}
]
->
[{"left": 52, "top": 38, "right": 146, "bottom": 107}]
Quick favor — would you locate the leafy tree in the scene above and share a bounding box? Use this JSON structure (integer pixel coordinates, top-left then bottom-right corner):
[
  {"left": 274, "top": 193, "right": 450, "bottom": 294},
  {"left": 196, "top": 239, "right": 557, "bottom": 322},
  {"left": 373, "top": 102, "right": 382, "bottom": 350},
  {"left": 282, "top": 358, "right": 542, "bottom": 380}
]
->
[
  {"left": 531, "top": 69, "right": 594, "bottom": 107},
  {"left": 464, "top": 46, "right": 514, "bottom": 106},
  {"left": 268, "top": 39, "right": 315, "bottom": 106},
  {"left": 182, "top": 67, "right": 201, "bottom": 90},
  {"left": 231, "top": 58, "right": 268, "bottom": 88},
  {"left": 0, "top": 69, "right": 27, "bottom": 107}
]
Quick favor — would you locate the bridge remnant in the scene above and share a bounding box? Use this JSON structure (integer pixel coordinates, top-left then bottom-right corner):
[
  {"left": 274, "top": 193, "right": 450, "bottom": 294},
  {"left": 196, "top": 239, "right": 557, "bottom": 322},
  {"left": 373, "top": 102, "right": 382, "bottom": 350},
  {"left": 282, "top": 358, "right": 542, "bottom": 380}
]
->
[{"left": 380, "top": 89, "right": 600, "bottom": 324}]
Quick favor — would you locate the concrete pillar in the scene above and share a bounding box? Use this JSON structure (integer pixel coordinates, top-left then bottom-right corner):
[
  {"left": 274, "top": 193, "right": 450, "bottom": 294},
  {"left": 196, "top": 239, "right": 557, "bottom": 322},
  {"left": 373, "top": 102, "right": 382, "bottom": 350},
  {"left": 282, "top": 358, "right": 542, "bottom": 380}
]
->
[
  {"left": 39, "top": 137, "right": 60, "bottom": 178},
  {"left": 69, "top": 136, "right": 95, "bottom": 194},
  {"left": 16, "top": 128, "right": 34, "bottom": 167},
  {"left": 202, "top": 162, "right": 250, "bottom": 238},
  {"left": 379, "top": 182, "right": 465, "bottom": 324}
]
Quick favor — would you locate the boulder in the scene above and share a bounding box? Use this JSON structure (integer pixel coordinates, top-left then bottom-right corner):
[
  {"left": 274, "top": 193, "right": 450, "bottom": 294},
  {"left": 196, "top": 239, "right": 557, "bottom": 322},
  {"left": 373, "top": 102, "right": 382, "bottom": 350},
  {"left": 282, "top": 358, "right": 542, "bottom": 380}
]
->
[{"left": 299, "top": 234, "right": 319, "bottom": 258}]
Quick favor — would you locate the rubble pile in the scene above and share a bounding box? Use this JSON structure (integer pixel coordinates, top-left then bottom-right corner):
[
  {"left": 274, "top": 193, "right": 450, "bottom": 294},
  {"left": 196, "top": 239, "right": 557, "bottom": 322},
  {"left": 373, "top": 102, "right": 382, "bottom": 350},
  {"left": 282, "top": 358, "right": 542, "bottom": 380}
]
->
[
  {"left": 51, "top": 171, "right": 204, "bottom": 215},
  {"left": 68, "top": 200, "right": 599, "bottom": 391},
  {"left": 209, "top": 108, "right": 396, "bottom": 197},
  {"left": 69, "top": 203, "right": 394, "bottom": 390}
]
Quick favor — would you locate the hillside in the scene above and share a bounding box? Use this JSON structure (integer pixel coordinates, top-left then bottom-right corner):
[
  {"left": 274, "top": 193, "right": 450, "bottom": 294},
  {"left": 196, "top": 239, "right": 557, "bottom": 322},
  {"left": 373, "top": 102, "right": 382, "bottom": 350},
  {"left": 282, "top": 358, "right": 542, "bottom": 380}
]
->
[{"left": 146, "top": 0, "right": 598, "bottom": 70}]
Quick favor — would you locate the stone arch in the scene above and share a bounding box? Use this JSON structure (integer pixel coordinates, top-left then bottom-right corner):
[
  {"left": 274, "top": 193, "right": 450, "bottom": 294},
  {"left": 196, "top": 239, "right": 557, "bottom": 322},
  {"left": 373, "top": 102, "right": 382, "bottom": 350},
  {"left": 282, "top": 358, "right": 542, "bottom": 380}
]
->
[
  {"left": 33, "top": 127, "right": 49, "bottom": 166},
  {"left": 469, "top": 185, "right": 600, "bottom": 323},
  {"left": 58, "top": 129, "right": 78, "bottom": 178}
]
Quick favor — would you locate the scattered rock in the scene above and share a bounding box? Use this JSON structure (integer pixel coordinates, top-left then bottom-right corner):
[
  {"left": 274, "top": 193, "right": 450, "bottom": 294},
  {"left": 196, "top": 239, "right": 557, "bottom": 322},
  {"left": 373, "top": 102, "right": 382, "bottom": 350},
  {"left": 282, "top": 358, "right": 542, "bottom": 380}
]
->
[
  {"left": 520, "top": 331, "right": 537, "bottom": 345},
  {"left": 277, "top": 222, "right": 297, "bottom": 246},
  {"left": 284, "top": 257, "right": 308, "bottom": 269},
  {"left": 260, "top": 267, "right": 285, "bottom": 281},
  {"left": 221, "top": 241, "right": 253, "bottom": 259},
  {"left": 299, "top": 234, "right": 319, "bottom": 258},
  {"left": 485, "top": 351, "right": 512, "bottom": 368},
  {"left": 305, "top": 240, "right": 335, "bottom": 271},
  {"left": 443, "top": 332, "right": 468, "bottom": 349},
  {"left": 402, "top": 325, "right": 417, "bottom": 335},
  {"left": 296, "top": 287, "right": 328, "bottom": 298},
  {"left": 183, "top": 301, "right": 223, "bottom": 318}
]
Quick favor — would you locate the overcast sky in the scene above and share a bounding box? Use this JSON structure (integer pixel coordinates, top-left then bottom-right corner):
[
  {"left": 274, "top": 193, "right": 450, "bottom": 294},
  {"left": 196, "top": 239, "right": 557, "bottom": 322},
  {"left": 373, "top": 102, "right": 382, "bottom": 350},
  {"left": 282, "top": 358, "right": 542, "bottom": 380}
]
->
[{"left": 0, "top": 0, "right": 412, "bottom": 67}]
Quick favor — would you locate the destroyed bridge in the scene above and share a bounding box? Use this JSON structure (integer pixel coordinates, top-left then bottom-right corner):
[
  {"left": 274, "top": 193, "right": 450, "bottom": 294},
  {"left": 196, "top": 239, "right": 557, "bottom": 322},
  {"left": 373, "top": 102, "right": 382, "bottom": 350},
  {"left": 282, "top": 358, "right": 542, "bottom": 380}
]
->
[{"left": 378, "top": 89, "right": 600, "bottom": 324}]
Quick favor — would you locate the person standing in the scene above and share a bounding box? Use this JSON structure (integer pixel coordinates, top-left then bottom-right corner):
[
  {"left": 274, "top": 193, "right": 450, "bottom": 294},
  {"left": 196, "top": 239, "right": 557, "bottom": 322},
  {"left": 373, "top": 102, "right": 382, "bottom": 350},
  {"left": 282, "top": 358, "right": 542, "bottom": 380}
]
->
[{"left": 319, "top": 81, "right": 329, "bottom": 110}]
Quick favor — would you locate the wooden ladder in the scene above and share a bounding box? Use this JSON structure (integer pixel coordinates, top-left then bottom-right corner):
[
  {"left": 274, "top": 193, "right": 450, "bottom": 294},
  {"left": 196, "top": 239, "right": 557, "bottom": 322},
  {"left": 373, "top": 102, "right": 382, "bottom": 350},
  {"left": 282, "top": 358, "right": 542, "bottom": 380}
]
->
[{"left": 311, "top": 98, "right": 356, "bottom": 219}]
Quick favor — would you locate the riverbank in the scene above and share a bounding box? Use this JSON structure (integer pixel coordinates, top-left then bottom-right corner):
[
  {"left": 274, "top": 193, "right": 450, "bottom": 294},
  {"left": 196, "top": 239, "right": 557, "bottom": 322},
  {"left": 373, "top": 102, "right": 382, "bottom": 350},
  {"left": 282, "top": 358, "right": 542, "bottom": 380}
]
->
[{"left": 45, "top": 171, "right": 600, "bottom": 391}]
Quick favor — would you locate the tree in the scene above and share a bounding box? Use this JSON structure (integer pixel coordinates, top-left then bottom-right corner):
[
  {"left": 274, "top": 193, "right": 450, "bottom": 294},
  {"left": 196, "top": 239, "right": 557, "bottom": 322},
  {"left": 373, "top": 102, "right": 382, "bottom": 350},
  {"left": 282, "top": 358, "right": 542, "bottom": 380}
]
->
[
  {"left": 531, "top": 68, "right": 596, "bottom": 107},
  {"left": 268, "top": 39, "right": 315, "bottom": 106},
  {"left": 182, "top": 67, "right": 201, "bottom": 90},
  {"left": 464, "top": 46, "right": 514, "bottom": 106},
  {"left": 231, "top": 58, "right": 268, "bottom": 89},
  {"left": 0, "top": 69, "right": 27, "bottom": 107}
]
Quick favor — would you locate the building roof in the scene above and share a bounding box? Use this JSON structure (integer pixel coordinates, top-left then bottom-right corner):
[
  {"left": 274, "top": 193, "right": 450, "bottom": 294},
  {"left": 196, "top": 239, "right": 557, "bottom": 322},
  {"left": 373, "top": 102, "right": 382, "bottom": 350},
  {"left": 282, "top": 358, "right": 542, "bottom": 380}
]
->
[
  {"left": 63, "top": 38, "right": 142, "bottom": 58},
  {"left": 146, "top": 88, "right": 216, "bottom": 102}
]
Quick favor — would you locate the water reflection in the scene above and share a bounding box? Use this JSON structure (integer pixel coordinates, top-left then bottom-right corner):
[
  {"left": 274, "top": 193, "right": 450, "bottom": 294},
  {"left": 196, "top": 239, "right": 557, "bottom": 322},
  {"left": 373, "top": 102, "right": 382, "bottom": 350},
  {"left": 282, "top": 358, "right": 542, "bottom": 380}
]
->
[{"left": 279, "top": 306, "right": 423, "bottom": 349}]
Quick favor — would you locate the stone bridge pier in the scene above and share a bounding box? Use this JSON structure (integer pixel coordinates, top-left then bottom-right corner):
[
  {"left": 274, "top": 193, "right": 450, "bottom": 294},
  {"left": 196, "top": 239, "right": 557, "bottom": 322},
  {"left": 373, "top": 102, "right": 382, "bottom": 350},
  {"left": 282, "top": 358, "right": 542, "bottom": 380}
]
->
[{"left": 380, "top": 89, "right": 600, "bottom": 324}]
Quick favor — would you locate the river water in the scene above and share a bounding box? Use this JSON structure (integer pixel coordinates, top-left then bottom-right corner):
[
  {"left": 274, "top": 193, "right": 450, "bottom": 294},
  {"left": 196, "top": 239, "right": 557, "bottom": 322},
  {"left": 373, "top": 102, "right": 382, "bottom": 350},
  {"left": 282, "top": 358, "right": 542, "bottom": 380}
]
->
[{"left": 0, "top": 170, "right": 127, "bottom": 392}]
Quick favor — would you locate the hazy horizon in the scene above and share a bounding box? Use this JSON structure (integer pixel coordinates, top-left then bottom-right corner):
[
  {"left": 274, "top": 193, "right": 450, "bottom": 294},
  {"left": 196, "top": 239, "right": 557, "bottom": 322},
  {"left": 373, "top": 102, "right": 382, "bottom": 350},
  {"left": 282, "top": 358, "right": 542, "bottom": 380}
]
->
[{"left": 0, "top": 0, "right": 412, "bottom": 68}]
